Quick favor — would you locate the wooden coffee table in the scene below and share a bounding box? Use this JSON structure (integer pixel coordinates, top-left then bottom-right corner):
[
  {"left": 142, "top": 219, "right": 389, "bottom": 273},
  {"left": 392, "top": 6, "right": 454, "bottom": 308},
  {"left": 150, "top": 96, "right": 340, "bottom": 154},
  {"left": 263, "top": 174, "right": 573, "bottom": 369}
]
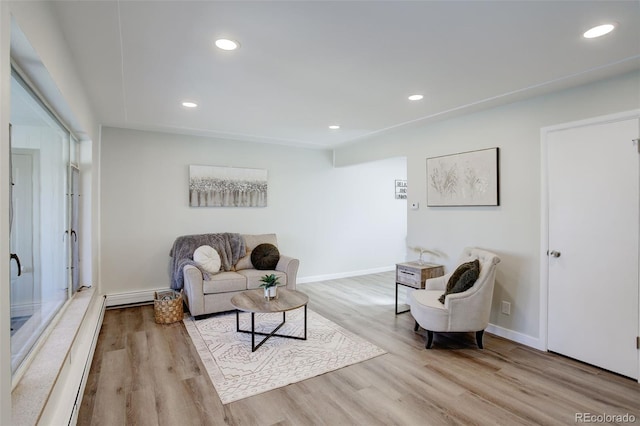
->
[{"left": 230, "top": 288, "right": 309, "bottom": 352}]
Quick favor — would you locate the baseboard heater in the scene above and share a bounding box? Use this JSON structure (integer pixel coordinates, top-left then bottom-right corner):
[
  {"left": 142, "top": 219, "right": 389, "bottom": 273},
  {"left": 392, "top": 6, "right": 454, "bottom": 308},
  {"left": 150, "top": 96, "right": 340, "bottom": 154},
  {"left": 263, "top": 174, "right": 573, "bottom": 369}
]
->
[{"left": 68, "top": 295, "right": 106, "bottom": 425}]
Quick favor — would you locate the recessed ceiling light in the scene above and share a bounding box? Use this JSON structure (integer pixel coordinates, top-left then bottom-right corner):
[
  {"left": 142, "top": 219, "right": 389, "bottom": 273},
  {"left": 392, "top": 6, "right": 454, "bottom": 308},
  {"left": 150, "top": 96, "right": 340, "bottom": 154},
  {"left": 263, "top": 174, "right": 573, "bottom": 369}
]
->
[
  {"left": 329, "top": 125, "right": 340, "bottom": 130},
  {"left": 408, "top": 94, "right": 424, "bottom": 101},
  {"left": 182, "top": 101, "right": 198, "bottom": 108},
  {"left": 215, "top": 38, "right": 240, "bottom": 51},
  {"left": 583, "top": 24, "right": 616, "bottom": 39}
]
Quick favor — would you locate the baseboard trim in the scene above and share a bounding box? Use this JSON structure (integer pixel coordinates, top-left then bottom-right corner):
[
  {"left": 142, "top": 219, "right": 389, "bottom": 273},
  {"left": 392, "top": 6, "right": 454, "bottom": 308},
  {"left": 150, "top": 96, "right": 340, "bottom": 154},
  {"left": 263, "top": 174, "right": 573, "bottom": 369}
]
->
[
  {"left": 105, "top": 288, "right": 168, "bottom": 307},
  {"left": 486, "top": 323, "right": 544, "bottom": 351},
  {"left": 104, "top": 280, "right": 545, "bottom": 352},
  {"left": 298, "top": 265, "right": 395, "bottom": 284},
  {"left": 11, "top": 303, "right": 36, "bottom": 318},
  {"left": 106, "top": 268, "right": 397, "bottom": 303}
]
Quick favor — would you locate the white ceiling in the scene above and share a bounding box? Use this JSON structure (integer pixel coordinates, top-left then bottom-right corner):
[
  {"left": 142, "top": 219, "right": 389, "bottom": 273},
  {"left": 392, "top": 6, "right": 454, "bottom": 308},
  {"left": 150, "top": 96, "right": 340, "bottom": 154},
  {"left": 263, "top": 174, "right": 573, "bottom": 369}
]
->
[{"left": 50, "top": 1, "right": 640, "bottom": 148}]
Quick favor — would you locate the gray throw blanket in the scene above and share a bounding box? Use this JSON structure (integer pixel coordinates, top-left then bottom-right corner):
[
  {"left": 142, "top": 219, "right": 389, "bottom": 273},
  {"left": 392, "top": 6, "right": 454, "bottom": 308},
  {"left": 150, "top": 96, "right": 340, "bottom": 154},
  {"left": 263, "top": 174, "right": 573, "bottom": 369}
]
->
[{"left": 169, "top": 233, "right": 246, "bottom": 290}]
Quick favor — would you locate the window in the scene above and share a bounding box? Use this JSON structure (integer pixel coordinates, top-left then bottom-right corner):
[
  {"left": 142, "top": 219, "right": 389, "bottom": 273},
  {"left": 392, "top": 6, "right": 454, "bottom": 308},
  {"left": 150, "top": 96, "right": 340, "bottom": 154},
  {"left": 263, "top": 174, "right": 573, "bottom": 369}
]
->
[{"left": 9, "top": 70, "right": 73, "bottom": 375}]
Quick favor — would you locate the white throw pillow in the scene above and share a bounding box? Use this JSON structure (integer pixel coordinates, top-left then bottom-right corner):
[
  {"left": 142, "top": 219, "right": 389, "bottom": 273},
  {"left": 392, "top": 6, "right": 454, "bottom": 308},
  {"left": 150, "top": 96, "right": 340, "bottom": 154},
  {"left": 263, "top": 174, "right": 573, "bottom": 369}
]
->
[{"left": 193, "top": 245, "right": 221, "bottom": 275}]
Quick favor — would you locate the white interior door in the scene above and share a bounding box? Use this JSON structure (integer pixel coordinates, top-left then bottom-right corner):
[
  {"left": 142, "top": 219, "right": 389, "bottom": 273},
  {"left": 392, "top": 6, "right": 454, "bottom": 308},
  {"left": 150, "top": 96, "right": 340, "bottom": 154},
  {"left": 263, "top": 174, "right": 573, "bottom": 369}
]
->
[
  {"left": 10, "top": 153, "right": 35, "bottom": 317},
  {"left": 547, "top": 117, "right": 639, "bottom": 379}
]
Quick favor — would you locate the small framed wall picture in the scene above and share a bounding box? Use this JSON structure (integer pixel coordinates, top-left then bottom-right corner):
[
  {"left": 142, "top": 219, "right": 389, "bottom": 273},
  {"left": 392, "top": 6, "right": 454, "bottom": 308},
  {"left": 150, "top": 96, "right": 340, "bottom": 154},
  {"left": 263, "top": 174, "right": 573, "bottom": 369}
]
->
[{"left": 395, "top": 179, "right": 407, "bottom": 199}]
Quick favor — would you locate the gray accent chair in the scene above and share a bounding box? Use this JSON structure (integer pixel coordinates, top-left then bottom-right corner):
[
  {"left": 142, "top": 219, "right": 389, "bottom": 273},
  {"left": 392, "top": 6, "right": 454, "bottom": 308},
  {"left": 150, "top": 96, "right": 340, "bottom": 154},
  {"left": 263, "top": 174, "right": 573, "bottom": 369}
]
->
[{"left": 409, "top": 247, "right": 500, "bottom": 349}]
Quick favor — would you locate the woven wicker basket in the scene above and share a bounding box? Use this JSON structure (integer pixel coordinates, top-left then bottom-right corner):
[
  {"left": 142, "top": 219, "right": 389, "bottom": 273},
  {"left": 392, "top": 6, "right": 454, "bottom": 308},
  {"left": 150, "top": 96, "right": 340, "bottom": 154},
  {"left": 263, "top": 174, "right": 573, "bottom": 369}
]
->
[{"left": 154, "top": 291, "right": 183, "bottom": 324}]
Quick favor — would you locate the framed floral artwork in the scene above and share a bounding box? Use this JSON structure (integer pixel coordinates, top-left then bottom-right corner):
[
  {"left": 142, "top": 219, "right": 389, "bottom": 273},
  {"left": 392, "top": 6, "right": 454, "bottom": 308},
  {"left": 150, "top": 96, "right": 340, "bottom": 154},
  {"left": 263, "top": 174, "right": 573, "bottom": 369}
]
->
[{"left": 426, "top": 148, "right": 499, "bottom": 206}]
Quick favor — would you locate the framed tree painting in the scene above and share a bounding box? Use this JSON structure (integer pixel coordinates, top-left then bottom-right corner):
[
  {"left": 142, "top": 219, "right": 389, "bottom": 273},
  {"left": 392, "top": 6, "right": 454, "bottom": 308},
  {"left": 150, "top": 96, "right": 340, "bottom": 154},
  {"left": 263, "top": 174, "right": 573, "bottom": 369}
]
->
[
  {"left": 189, "top": 165, "right": 268, "bottom": 207},
  {"left": 426, "top": 147, "right": 499, "bottom": 206}
]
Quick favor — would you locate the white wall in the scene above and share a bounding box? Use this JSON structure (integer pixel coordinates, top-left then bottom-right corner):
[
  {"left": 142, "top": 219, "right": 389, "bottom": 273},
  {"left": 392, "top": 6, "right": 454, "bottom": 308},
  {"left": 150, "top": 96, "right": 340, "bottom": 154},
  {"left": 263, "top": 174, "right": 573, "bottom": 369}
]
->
[
  {"left": 333, "top": 71, "right": 640, "bottom": 344},
  {"left": 9, "top": 2, "right": 98, "bottom": 143},
  {"left": 80, "top": 138, "right": 98, "bottom": 288},
  {"left": 0, "top": 3, "right": 98, "bottom": 424},
  {"left": 99, "top": 127, "right": 407, "bottom": 296},
  {"left": 0, "top": 2, "right": 12, "bottom": 423}
]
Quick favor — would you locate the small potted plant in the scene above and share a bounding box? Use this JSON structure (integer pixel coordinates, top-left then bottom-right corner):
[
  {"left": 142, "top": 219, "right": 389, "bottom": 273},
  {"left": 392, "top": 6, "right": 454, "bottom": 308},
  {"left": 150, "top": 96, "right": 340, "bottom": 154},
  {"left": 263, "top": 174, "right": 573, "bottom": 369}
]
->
[{"left": 260, "top": 274, "right": 280, "bottom": 300}]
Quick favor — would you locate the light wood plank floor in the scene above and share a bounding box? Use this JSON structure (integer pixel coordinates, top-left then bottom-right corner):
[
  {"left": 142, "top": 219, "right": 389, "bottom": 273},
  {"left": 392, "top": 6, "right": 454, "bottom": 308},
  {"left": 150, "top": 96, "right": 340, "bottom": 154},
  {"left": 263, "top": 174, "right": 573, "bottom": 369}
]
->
[{"left": 79, "top": 272, "right": 640, "bottom": 425}]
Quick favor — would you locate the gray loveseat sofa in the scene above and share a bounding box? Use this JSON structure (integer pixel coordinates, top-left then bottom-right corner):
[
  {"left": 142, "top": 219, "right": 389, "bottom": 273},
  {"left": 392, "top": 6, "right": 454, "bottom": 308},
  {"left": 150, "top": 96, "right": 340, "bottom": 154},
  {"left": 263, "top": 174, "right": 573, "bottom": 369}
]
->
[{"left": 172, "top": 233, "right": 299, "bottom": 318}]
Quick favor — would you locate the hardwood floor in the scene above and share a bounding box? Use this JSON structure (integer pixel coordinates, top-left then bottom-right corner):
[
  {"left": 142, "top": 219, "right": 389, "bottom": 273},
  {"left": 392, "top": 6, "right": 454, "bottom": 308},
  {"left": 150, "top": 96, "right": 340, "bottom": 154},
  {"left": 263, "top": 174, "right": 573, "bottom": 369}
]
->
[{"left": 79, "top": 272, "right": 640, "bottom": 425}]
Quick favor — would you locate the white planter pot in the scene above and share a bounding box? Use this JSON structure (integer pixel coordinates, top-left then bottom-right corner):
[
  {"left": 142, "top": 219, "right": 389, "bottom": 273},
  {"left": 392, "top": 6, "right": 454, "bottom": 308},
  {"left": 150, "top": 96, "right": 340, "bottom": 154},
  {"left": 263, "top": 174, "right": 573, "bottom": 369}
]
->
[{"left": 264, "top": 286, "right": 277, "bottom": 300}]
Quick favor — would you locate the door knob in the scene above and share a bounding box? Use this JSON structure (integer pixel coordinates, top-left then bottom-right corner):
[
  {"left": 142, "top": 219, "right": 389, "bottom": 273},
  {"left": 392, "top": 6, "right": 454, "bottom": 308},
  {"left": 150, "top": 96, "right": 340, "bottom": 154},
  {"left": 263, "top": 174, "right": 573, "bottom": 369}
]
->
[
  {"left": 548, "top": 250, "right": 561, "bottom": 258},
  {"left": 10, "top": 253, "right": 22, "bottom": 276}
]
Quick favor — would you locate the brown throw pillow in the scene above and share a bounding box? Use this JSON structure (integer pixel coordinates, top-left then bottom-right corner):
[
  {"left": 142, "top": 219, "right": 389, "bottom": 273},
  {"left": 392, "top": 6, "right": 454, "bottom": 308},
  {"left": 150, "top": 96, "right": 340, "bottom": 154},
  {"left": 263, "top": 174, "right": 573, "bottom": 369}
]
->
[
  {"left": 251, "top": 243, "right": 280, "bottom": 270},
  {"left": 445, "top": 260, "right": 477, "bottom": 291},
  {"left": 439, "top": 259, "right": 480, "bottom": 304}
]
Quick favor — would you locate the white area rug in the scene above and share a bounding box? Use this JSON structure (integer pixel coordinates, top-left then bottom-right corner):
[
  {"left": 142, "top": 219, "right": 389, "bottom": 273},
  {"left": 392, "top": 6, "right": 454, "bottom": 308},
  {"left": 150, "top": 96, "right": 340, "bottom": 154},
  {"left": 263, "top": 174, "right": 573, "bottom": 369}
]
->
[{"left": 183, "top": 308, "right": 386, "bottom": 404}]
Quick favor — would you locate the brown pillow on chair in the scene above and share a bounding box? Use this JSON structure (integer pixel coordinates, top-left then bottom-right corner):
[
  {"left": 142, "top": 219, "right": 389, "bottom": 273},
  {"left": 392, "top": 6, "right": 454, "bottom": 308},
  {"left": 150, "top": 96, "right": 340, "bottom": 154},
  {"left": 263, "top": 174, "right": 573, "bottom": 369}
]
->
[
  {"left": 251, "top": 243, "right": 280, "bottom": 270},
  {"left": 439, "top": 259, "right": 480, "bottom": 304}
]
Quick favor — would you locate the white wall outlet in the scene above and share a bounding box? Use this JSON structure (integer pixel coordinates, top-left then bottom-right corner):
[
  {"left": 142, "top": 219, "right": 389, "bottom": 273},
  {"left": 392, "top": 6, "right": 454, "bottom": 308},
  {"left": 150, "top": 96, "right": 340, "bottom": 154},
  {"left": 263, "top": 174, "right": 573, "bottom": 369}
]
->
[
  {"left": 501, "top": 301, "right": 511, "bottom": 315},
  {"left": 410, "top": 202, "right": 419, "bottom": 210}
]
